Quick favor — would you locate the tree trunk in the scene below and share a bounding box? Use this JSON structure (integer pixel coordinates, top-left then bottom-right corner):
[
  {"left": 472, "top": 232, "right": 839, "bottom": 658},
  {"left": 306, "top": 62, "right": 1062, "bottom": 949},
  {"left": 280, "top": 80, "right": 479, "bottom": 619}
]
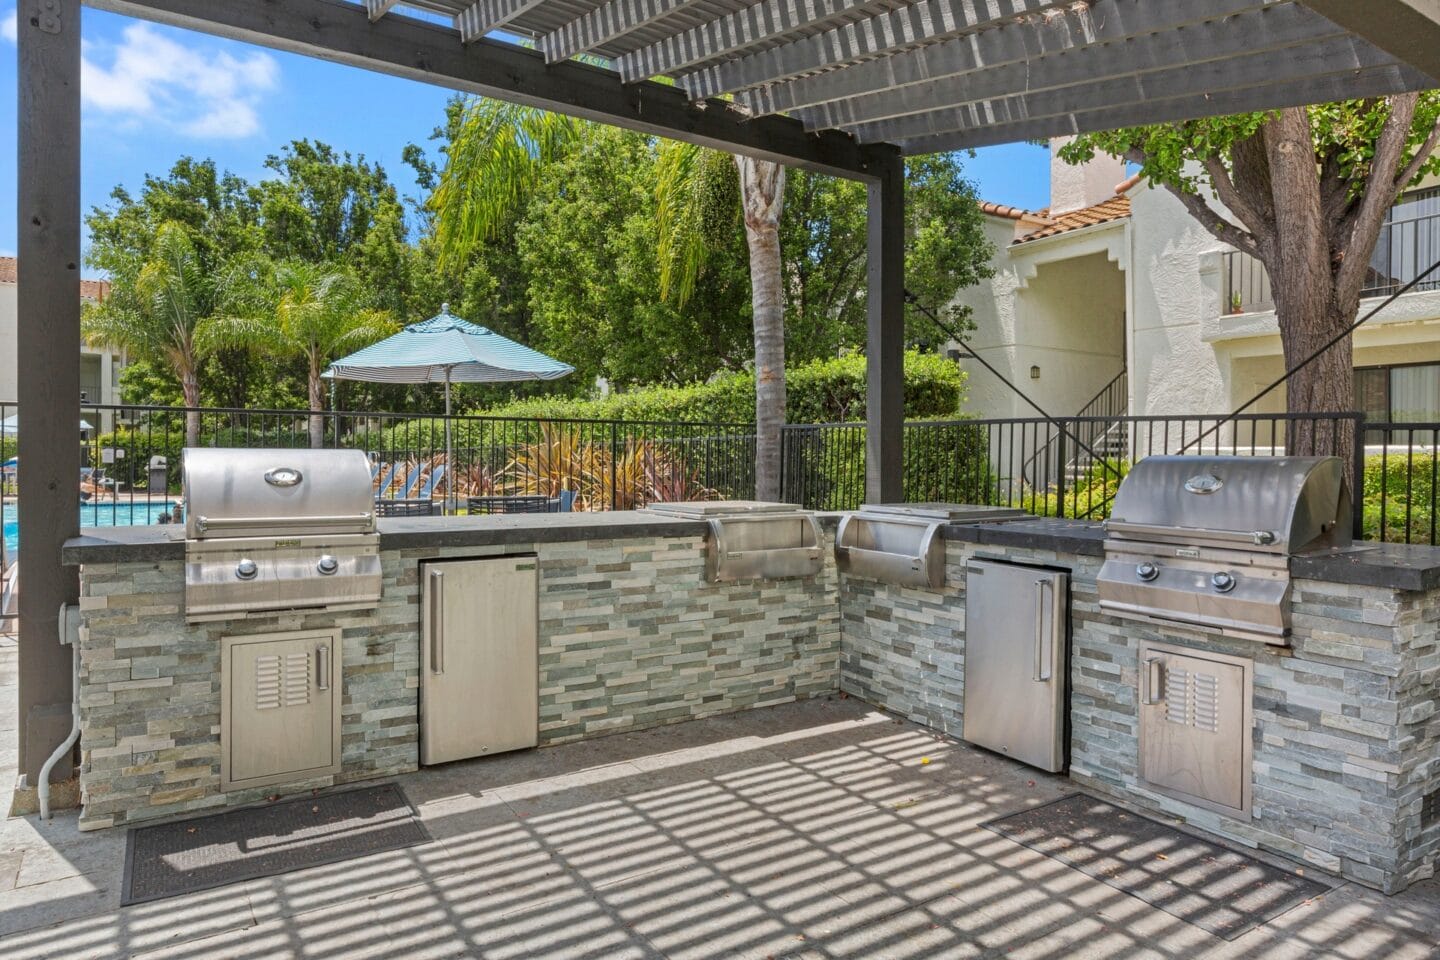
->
[
  {"left": 180, "top": 365, "right": 201, "bottom": 448},
  {"left": 1262, "top": 109, "right": 1355, "bottom": 464},
  {"left": 736, "top": 156, "right": 787, "bottom": 501},
  {"left": 308, "top": 360, "right": 325, "bottom": 450}
]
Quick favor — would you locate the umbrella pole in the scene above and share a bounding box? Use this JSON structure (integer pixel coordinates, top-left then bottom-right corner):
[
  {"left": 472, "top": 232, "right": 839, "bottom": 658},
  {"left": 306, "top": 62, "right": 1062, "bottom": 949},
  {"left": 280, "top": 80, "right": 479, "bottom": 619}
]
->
[{"left": 444, "top": 368, "right": 453, "bottom": 515}]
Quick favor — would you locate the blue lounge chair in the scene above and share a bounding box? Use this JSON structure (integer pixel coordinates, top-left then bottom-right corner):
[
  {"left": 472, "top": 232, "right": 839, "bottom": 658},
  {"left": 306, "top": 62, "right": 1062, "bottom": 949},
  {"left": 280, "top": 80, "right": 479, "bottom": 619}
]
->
[
  {"left": 415, "top": 464, "right": 447, "bottom": 502},
  {"left": 373, "top": 461, "right": 400, "bottom": 498}
]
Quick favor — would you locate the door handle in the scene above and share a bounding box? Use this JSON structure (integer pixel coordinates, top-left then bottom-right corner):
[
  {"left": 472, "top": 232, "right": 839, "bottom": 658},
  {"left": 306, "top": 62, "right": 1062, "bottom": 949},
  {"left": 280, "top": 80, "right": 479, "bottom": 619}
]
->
[
  {"left": 316, "top": 643, "right": 330, "bottom": 691},
  {"left": 1143, "top": 657, "right": 1164, "bottom": 705},
  {"left": 1033, "top": 578, "right": 1051, "bottom": 682},
  {"left": 429, "top": 569, "right": 445, "bottom": 675}
]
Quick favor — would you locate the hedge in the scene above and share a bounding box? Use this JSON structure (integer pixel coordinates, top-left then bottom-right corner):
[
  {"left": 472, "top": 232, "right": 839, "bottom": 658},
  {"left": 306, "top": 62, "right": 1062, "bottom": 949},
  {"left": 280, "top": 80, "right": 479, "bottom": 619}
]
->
[{"left": 463, "top": 350, "right": 965, "bottom": 425}]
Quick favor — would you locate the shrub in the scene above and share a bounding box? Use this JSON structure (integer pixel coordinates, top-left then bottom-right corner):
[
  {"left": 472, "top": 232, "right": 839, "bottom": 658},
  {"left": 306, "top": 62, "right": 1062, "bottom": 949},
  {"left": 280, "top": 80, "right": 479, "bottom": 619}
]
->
[
  {"left": 1361, "top": 451, "right": 1437, "bottom": 542},
  {"left": 462, "top": 350, "right": 965, "bottom": 425}
]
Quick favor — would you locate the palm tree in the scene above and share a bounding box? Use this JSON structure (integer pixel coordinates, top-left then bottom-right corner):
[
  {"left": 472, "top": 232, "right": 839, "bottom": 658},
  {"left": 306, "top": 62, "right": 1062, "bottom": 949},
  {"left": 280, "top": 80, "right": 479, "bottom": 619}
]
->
[
  {"left": 83, "top": 221, "right": 220, "bottom": 447},
  {"left": 434, "top": 99, "right": 790, "bottom": 499},
  {"left": 199, "top": 261, "right": 397, "bottom": 447}
]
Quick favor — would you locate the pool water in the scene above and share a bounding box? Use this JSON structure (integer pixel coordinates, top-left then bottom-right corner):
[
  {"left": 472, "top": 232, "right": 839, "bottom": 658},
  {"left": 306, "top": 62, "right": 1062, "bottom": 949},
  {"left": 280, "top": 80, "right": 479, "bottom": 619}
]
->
[{"left": 1, "top": 501, "right": 177, "bottom": 557}]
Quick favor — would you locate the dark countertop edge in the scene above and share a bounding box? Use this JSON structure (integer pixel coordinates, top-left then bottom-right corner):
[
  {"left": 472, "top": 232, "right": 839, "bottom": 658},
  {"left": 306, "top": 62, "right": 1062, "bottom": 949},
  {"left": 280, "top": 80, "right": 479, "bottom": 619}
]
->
[
  {"left": 1291, "top": 545, "right": 1440, "bottom": 593},
  {"left": 62, "top": 512, "right": 712, "bottom": 565},
  {"left": 59, "top": 513, "right": 1440, "bottom": 592},
  {"left": 941, "top": 518, "right": 1107, "bottom": 557}
]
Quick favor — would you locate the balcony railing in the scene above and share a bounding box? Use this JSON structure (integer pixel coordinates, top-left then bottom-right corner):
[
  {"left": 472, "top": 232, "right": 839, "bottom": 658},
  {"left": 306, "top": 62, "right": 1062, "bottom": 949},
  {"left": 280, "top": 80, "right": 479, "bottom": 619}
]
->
[{"left": 1223, "top": 209, "right": 1440, "bottom": 315}]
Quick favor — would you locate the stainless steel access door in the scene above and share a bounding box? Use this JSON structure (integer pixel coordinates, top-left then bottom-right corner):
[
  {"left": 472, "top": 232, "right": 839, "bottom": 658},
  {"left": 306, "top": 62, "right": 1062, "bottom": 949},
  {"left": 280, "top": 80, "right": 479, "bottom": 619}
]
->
[
  {"left": 962, "top": 560, "right": 1068, "bottom": 773},
  {"left": 420, "top": 555, "right": 539, "bottom": 765}
]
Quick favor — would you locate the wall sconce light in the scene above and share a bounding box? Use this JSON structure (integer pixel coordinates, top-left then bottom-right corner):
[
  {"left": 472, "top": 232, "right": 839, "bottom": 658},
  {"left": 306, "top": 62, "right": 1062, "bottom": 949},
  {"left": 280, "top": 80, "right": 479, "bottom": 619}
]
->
[{"left": 1030, "top": 365, "right": 1041, "bottom": 380}]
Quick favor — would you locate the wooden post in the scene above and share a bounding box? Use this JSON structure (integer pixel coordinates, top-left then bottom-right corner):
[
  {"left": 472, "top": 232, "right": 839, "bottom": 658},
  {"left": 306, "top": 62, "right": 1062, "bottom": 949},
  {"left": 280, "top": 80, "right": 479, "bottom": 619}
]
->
[
  {"left": 865, "top": 147, "right": 904, "bottom": 505},
  {"left": 17, "top": 0, "right": 83, "bottom": 785}
]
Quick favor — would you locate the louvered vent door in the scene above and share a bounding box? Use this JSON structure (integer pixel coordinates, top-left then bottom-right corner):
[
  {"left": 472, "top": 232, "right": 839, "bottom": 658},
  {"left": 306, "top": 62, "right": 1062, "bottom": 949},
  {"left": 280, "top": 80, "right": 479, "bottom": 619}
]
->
[
  {"left": 1138, "top": 642, "right": 1252, "bottom": 817},
  {"left": 222, "top": 629, "right": 342, "bottom": 790}
]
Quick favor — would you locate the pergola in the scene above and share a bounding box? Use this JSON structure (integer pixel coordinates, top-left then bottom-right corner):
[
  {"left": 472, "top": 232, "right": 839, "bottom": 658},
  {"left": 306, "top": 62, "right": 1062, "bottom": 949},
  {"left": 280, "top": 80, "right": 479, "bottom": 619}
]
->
[{"left": 13, "top": 0, "right": 1440, "bottom": 782}]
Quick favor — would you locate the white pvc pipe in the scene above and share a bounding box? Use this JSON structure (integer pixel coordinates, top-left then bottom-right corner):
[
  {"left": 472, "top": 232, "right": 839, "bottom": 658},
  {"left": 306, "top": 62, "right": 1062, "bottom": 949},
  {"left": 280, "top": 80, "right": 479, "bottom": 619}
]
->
[{"left": 38, "top": 603, "right": 79, "bottom": 820}]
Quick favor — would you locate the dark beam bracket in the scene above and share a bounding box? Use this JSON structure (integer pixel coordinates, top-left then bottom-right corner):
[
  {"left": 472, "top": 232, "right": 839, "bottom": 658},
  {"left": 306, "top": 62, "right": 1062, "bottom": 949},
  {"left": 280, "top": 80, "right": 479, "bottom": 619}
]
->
[{"left": 87, "top": 0, "right": 892, "bottom": 180}]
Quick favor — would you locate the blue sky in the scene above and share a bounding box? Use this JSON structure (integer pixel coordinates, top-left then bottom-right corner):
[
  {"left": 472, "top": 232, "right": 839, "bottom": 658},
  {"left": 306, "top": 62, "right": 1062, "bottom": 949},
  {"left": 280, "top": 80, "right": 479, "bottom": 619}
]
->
[{"left": 0, "top": 5, "right": 1053, "bottom": 275}]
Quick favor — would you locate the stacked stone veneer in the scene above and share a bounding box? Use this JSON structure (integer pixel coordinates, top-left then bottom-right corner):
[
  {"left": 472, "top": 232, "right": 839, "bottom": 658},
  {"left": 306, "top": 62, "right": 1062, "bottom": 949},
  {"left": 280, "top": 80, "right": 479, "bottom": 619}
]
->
[
  {"left": 75, "top": 534, "right": 838, "bottom": 829},
  {"left": 839, "top": 538, "right": 1440, "bottom": 894}
]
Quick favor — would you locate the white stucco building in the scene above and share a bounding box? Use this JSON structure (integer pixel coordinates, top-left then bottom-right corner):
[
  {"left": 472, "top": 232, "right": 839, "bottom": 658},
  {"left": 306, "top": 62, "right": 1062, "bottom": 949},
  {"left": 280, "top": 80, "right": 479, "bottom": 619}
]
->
[
  {"left": 0, "top": 257, "right": 126, "bottom": 431},
  {"left": 955, "top": 141, "right": 1440, "bottom": 434}
]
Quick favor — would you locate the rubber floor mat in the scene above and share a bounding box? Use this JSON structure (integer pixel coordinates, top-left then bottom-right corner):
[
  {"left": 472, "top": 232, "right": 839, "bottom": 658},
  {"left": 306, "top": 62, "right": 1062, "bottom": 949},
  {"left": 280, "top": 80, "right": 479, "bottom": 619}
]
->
[
  {"left": 122, "top": 782, "right": 430, "bottom": 905},
  {"left": 982, "top": 794, "right": 1329, "bottom": 940}
]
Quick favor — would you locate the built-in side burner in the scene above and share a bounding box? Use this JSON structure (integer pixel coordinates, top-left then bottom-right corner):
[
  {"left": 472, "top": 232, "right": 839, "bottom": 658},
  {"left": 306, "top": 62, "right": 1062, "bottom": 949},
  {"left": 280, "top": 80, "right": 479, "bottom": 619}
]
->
[{"left": 837, "top": 502, "right": 1029, "bottom": 588}]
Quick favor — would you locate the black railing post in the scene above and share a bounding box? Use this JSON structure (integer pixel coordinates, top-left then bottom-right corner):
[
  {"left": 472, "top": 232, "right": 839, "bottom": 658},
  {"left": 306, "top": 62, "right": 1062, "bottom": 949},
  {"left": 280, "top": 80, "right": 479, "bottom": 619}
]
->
[
  {"left": 1053, "top": 427, "right": 1067, "bottom": 519},
  {"left": 610, "top": 422, "right": 619, "bottom": 511}
]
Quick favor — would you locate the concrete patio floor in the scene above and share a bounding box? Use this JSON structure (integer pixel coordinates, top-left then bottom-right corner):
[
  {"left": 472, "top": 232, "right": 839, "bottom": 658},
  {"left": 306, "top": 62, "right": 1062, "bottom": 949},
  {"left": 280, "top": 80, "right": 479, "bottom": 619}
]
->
[{"left": 0, "top": 641, "right": 1437, "bottom": 959}]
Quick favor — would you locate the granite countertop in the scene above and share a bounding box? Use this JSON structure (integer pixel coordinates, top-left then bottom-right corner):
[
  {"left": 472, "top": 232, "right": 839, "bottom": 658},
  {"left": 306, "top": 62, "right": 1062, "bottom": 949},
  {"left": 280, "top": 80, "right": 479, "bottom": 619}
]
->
[
  {"left": 58, "top": 510, "right": 1440, "bottom": 592},
  {"left": 61, "top": 510, "right": 708, "bottom": 564},
  {"left": 942, "top": 517, "right": 1440, "bottom": 591},
  {"left": 943, "top": 517, "right": 1108, "bottom": 556},
  {"left": 1291, "top": 542, "right": 1440, "bottom": 592}
]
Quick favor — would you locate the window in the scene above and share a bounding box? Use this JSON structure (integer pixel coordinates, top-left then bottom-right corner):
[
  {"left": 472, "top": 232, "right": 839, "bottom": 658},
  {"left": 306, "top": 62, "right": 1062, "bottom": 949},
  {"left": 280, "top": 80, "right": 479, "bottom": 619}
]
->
[
  {"left": 1365, "top": 187, "right": 1440, "bottom": 298},
  {"left": 1356, "top": 362, "right": 1440, "bottom": 444}
]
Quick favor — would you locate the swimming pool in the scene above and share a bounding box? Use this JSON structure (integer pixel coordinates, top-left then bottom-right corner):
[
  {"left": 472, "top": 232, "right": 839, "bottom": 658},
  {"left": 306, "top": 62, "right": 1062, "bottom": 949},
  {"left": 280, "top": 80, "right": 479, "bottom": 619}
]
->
[{"left": 1, "top": 501, "right": 178, "bottom": 557}]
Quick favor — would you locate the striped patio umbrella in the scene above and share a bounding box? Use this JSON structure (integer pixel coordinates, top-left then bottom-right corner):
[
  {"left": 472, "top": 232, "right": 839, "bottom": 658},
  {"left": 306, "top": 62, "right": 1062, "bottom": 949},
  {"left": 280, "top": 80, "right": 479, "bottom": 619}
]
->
[{"left": 324, "top": 304, "right": 574, "bottom": 512}]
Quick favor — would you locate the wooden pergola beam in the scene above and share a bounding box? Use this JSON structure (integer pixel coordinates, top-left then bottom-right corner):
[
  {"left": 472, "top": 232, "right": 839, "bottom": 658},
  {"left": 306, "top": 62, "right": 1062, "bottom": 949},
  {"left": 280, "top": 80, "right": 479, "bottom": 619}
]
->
[
  {"left": 1300, "top": 0, "right": 1440, "bottom": 84},
  {"left": 844, "top": 32, "right": 1407, "bottom": 144},
  {"left": 678, "top": 0, "right": 1072, "bottom": 101},
  {"left": 455, "top": 0, "right": 551, "bottom": 43},
  {"left": 615, "top": 0, "right": 870, "bottom": 83},
  {"left": 87, "top": 0, "right": 885, "bottom": 179},
  {"left": 772, "top": 0, "right": 1312, "bottom": 126},
  {"left": 541, "top": 0, "right": 708, "bottom": 64},
  {"left": 898, "top": 62, "right": 1432, "bottom": 153}
]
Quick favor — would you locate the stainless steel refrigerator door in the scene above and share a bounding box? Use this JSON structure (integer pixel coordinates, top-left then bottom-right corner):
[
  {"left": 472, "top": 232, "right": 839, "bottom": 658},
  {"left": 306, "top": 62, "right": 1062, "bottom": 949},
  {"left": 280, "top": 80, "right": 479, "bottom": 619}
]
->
[
  {"left": 421, "top": 555, "right": 539, "bottom": 765},
  {"left": 962, "top": 560, "right": 1068, "bottom": 772}
]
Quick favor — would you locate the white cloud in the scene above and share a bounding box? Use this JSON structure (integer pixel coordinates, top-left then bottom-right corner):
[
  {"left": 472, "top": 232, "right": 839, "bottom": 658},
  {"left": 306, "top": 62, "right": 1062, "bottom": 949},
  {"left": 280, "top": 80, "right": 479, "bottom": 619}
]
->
[
  {"left": 0, "top": 17, "right": 279, "bottom": 139},
  {"left": 81, "top": 23, "right": 280, "bottom": 139}
]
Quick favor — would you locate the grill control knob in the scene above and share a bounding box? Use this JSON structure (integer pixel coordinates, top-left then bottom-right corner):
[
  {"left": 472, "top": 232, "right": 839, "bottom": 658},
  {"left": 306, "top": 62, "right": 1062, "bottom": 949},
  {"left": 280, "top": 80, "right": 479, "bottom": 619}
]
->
[
  {"left": 317, "top": 555, "right": 339, "bottom": 576},
  {"left": 235, "top": 559, "right": 259, "bottom": 581},
  {"left": 1211, "top": 571, "right": 1237, "bottom": 593},
  {"left": 1136, "top": 562, "right": 1159, "bottom": 582}
]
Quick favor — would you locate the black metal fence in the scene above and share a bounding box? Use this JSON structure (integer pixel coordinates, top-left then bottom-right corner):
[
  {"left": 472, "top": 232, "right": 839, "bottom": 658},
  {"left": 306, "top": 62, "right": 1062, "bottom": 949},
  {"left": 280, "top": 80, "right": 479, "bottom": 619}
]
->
[
  {"left": 0, "top": 401, "right": 756, "bottom": 516},
  {"left": 2, "top": 401, "right": 1440, "bottom": 546},
  {"left": 778, "top": 412, "right": 1440, "bottom": 545}
]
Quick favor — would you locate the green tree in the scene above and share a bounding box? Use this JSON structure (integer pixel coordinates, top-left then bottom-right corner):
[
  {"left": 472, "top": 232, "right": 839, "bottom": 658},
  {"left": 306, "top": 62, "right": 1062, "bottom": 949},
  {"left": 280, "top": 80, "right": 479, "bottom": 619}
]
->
[
  {"left": 516, "top": 128, "right": 752, "bottom": 387},
  {"left": 198, "top": 261, "right": 398, "bottom": 447},
  {"left": 1062, "top": 94, "right": 1440, "bottom": 460},
  {"left": 83, "top": 222, "right": 252, "bottom": 445}
]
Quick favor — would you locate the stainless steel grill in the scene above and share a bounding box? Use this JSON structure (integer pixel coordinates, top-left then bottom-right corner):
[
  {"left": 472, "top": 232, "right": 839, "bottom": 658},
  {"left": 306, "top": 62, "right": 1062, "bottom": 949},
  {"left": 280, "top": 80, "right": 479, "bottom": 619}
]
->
[
  {"left": 1097, "top": 456, "right": 1350, "bottom": 644},
  {"left": 183, "top": 449, "right": 382, "bottom": 622}
]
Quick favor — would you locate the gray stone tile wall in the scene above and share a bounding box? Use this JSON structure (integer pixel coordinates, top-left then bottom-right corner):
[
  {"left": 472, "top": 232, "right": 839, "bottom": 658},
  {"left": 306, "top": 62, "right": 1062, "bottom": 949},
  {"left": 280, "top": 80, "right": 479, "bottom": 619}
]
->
[
  {"left": 837, "top": 540, "right": 1440, "bottom": 894},
  {"left": 75, "top": 535, "right": 838, "bottom": 829}
]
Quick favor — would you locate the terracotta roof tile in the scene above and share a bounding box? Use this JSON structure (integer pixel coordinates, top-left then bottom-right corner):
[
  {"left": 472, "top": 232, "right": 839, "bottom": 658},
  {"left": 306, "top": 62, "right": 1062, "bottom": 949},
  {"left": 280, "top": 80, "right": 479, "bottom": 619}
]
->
[
  {"left": 978, "top": 201, "right": 1033, "bottom": 221},
  {"left": 1013, "top": 194, "right": 1131, "bottom": 244},
  {"left": 0, "top": 257, "right": 110, "bottom": 300}
]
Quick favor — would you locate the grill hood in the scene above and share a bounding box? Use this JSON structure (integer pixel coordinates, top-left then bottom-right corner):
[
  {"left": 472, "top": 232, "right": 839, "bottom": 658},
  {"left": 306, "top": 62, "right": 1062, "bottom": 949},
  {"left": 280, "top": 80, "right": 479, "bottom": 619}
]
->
[
  {"left": 183, "top": 448, "right": 376, "bottom": 540},
  {"left": 1105, "top": 456, "right": 1351, "bottom": 554}
]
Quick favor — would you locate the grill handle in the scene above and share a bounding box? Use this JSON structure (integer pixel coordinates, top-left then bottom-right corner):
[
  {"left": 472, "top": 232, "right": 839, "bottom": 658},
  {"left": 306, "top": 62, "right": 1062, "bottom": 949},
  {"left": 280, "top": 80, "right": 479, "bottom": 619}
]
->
[
  {"left": 429, "top": 569, "right": 445, "bottom": 675},
  {"left": 316, "top": 643, "right": 330, "bottom": 691},
  {"left": 1142, "top": 657, "right": 1164, "bottom": 705},
  {"left": 1032, "top": 578, "right": 1051, "bottom": 682},
  {"left": 194, "top": 513, "right": 374, "bottom": 534},
  {"left": 1105, "top": 520, "right": 1278, "bottom": 548}
]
